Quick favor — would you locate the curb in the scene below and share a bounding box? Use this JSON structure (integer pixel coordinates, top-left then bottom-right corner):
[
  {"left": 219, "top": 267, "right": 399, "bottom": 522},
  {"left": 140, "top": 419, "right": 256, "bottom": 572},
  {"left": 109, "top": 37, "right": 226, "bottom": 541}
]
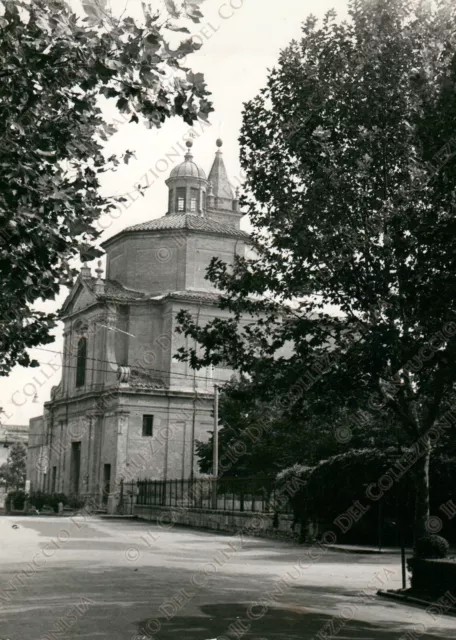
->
[
  {"left": 323, "top": 545, "right": 411, "bottom": 555},
  {"left": 99, "top": 515, "right": 138, "bottom": 520},
  {"left": 377, "top": 590, "right": 456, "bottom": 617}
]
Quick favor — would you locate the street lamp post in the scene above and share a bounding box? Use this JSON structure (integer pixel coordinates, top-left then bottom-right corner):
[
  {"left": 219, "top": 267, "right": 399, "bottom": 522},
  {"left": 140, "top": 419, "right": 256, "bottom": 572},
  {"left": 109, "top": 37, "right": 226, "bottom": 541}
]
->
[
  {"left": 213, "top": 384, "right": 219, "bottom": 478},
  {"left": 393, "top": 444, "right": 407, "bottom": 589},
  {"left": 212, "top": 384, "right": 219, "bottom": 509}
]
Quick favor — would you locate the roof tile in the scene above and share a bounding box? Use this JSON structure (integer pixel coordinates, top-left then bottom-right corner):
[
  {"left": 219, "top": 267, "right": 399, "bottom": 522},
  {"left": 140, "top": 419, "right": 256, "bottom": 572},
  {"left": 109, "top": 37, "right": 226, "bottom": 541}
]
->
[{"left": 123, "top": 214, "right": 249, "bottom": 238}]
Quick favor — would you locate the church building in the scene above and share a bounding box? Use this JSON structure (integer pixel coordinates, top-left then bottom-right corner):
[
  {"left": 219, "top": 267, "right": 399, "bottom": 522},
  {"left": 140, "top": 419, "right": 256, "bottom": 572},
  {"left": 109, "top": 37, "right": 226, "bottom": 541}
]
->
[{"left": 27, "top": 140, "right": 249, "bottom": 512}]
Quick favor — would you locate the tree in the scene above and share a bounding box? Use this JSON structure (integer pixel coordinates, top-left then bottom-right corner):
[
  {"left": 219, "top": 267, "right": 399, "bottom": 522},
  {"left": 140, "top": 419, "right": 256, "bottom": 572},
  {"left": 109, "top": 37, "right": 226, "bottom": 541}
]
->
[
  {"left": 0, "top": 0, "right": 212, "bottom": 375},
  {"left": 177, "top": 0, "right": 456, "bottom": 544},
  {"left": 196, "top": 376, "right": 388, "bottom": 477},
  {"left": 196, "top": 377, "right": 305, "bottom": 478},
  {"left": 0, "top": 463, "right": 8, "bottom": 485},
  {"left": 0, "top": 442, "right": 27, "bottom": 490}
]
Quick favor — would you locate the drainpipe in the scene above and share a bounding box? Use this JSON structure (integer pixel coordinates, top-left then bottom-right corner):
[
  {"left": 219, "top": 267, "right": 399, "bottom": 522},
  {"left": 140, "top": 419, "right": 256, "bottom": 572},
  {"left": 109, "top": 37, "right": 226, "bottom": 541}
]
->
[{"left": 190, "top": 304, "right": 202, "bottom": 480}]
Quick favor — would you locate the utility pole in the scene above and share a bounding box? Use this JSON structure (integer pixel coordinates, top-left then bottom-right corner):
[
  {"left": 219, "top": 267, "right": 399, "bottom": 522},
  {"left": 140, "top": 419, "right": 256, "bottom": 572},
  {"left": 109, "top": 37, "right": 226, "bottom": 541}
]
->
[
  {"left": 213, "top": 384, "right": 219, "bottom": 478},
  {"left": 212, "top": 384, "right": 219, "bottom": 509}
]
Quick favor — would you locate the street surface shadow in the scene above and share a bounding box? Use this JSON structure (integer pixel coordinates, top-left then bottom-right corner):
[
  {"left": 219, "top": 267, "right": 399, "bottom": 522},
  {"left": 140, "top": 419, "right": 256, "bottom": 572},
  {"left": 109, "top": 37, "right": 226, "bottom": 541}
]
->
[
  {"left": 251, "top": 552, "right": 395, "bottom": 565},
  {"left": 12, "top": 519, "right": 111, "bottom": 538},
  {"left": 136, "top": 602, "right": 448, "bottom": 639}
]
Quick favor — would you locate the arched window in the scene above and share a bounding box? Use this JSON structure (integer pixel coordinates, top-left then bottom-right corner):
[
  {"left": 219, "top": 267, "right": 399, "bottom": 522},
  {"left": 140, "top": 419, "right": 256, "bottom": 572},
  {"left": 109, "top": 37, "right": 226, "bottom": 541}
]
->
[{"left": 76, "top": 337, "right": 87, "bottom": 388}]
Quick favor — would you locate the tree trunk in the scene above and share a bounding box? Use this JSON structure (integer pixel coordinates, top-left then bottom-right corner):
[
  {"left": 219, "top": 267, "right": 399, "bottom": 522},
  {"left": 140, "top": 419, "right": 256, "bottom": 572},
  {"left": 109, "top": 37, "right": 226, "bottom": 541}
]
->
[{"left": 412, "top": 434, "right": 431, "bottom": 547}]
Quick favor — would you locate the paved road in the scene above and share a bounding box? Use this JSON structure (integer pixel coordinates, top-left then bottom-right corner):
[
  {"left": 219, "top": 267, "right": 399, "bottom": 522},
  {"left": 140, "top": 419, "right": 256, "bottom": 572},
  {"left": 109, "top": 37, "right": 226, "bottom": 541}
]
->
[{"left": 0, "top": 515, "right": 455, "bottom": 640}]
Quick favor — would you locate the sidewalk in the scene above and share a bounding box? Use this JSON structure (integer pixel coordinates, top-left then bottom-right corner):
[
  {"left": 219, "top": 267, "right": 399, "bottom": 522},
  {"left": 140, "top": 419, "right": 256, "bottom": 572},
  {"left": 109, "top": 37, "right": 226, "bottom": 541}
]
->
[
  {"left": 378, "top": 589, "right": 456, "bottom": 616},
  {"left": 325, "top": 543, "right": 456, "bottom": 555},
  {"left": 324, "top": 543, "right": 413, "bottom": 555}
]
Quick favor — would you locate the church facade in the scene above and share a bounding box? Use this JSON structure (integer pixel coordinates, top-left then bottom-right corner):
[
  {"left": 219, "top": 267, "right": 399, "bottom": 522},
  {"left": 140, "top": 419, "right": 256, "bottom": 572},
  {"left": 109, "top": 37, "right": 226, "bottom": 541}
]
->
[{"left": 27, "top": 140, "right": 249, "bottom": 512}]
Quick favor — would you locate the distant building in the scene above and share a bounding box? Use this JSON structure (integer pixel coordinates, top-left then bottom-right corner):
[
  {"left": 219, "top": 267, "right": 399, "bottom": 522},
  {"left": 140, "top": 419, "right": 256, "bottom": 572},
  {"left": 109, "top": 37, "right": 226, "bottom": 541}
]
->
[{"left": 27, "top": 140, "right": 250, "bottom": 512}]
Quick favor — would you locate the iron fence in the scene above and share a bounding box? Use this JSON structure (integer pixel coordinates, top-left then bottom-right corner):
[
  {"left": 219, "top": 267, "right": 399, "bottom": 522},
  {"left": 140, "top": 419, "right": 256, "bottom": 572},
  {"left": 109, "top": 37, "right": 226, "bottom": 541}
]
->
[{"left": 124, "top": 476, "right": 293, "bottom": 514}]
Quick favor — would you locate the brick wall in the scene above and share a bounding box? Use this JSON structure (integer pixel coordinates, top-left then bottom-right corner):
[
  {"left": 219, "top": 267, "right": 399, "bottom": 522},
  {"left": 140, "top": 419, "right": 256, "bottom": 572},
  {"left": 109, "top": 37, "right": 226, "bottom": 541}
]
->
[{"left": 105, "top": 230, "right": 245, "bottom": 295}]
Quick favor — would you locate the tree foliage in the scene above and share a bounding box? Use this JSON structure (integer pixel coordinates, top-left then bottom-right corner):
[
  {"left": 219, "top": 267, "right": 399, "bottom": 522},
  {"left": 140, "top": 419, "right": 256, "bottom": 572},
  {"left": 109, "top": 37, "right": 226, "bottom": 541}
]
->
[
  {"left": 196, "top": 377, "right": 322, "bottom": 477},
  {"left": 0, "top": 0, "right": 212, "bottom": 374},
  {"left": 278, "top": 448, "right": 456, "bottom": 544},
  {"left": 0, "top": 441, "right": 27, "bottom": 490},
  {"left": 177, "top": 0, "right": 456, "bottom": 541},
  {"left": 196, "top": 377, "right": 401, "bottom": 477},
  {"left": 198, "top": 376, "right": 456, "bottom": 479}
]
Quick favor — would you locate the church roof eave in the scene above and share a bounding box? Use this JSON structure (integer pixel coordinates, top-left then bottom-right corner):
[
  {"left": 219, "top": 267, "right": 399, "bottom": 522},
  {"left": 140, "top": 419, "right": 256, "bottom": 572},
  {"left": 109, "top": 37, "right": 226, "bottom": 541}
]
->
[
  {"left": 60, "top": 277, "right": 146, "bottom": 317},
  {"left": 101, "top": 213, "right": 249, "bottom": 249}
]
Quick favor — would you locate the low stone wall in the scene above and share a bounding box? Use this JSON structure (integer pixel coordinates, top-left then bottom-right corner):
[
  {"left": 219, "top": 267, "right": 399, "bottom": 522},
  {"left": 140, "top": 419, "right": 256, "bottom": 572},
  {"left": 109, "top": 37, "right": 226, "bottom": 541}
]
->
[{"left": 134, "top": 504, "right": 302, "bottom": 541}]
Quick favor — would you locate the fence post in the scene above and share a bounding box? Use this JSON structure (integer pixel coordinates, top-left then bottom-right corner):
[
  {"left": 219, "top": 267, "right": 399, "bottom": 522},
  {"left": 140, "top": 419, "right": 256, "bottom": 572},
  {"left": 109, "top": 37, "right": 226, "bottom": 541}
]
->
[
  {"left": 378, "top": 500, "right": 383, "bottom": 552},
  {"left": 119, "top": 479, "right": 124, "bottom": 515},
  {"left": 211, "top": 477, "right": 218, "bottom": 510}
]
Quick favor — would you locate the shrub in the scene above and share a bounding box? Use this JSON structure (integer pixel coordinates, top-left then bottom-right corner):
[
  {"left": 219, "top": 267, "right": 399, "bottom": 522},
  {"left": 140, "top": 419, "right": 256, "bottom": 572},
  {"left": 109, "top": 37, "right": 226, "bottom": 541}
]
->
[
  {"left": 48, "top": 493, "right": 68, "bottom": 512},
  {"left": 67, "top": 495, "right": 87, "bottom": 510},
  {"left": 407, "top": 557, "right": 456, "bottom": 596},
  {"left": 6, "top": 489, "right": 27, "bottom": 511},
  {"left": 414, "top": 534, "right": 449, "bottom": 559},
  {"left": 29, "top": 491, "right": 68, "bottom": 513},
  {"left": 29, "top": 490, "right": 48, "bottom": 511},
  {"left": 276, "top": 464, "right": 312, "bottom": 485}
]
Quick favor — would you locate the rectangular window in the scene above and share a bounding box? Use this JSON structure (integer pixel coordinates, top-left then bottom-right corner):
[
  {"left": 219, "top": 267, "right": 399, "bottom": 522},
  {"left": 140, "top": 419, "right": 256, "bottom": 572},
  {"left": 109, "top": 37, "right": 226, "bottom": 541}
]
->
[
  {"left": 51, "top": 466, "right": 57, "bottom": 493},
  {"left": 176, "top": 187, "right": 186, "bottom": 212},
  {"left": 190, "top": 188, "right": 199, "bottom": 212},
  {"left": 142, "top": 415, "right": 154, "bottom": 437}
]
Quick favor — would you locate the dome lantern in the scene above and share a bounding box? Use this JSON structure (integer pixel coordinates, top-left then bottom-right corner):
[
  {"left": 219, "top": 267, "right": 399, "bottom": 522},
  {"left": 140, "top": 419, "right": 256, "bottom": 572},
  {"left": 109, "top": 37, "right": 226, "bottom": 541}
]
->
[{"left": 165, "top": 140, "right": 208, "bottom": 215}]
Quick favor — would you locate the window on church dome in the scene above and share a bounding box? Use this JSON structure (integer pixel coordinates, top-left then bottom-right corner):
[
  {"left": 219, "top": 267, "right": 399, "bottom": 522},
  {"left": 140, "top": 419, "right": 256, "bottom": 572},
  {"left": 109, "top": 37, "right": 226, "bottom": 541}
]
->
[
  {"left": 76, "top": 337, "right": 87, "bottom": 387},
  {"left": 142, "top": 415, "right": 154, "bottom": 437},
  {"left": 176, "top": 188, "right": 186, "bottom": 212},
  {"left": 168, "top": 188, "right": 173, "bottom": 213},
  {"left": 190, "top": 188, "right": 199, "bottom": 212}
]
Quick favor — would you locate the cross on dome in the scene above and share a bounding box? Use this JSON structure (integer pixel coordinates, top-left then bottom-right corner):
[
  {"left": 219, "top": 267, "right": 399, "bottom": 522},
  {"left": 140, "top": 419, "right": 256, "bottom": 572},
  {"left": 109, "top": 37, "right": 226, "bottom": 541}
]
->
[{"left": 185, "top": 139, "right": 194, "bottom": 161}]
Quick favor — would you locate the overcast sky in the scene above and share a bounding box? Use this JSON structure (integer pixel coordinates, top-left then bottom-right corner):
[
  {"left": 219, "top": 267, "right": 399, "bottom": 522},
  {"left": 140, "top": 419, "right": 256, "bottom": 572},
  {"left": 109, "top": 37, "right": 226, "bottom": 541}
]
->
[{"left": 2, "top": 0, "right": 349, "bottom": 426}]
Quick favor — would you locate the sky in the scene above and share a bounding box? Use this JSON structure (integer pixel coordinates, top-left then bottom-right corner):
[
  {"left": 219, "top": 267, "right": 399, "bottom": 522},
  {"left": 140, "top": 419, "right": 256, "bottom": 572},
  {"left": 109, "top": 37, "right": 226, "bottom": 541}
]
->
[{"left": 1, "top": 0, "right": 350, "bottom": 426}]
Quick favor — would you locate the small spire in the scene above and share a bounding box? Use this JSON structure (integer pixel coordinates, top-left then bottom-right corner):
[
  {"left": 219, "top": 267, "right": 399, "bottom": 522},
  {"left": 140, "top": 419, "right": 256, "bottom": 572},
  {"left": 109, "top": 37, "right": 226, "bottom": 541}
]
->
[
  {"left": 94, "top": 260, "right": 105, "bottom": 295},
  {"left": 208, "top": 139, "right": 234, "bottom": 207},
  {"left": 80, "top": 264, "right": 91, "bottom": 279},
  {"left": 185, "top": 139, "right": 194, "bottom": 161},
  {"left": 233, "top": 186, "right": 240, "bottom": 212},
  {"left": 95, "top": 260, "right": 104, "bottom": 280}
]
